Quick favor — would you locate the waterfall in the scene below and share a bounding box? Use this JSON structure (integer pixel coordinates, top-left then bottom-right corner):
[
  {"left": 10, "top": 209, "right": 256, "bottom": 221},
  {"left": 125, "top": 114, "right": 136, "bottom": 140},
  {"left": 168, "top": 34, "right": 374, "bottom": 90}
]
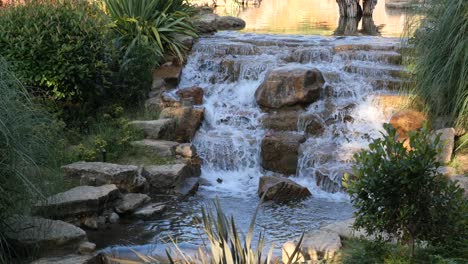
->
[{"left": 178, "top": 31, "right": 403, "bottom": 198}]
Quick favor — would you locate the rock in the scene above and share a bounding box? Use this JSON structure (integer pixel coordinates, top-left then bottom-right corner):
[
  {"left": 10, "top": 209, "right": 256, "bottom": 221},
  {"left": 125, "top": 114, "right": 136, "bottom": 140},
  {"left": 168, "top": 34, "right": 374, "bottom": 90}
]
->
[
  {"left": 437, "top": 166, "right": 457, "bottom": 177},
  {"left": 34, "top": 185, "right": 120, "bottom": 219},
  {"left": 315, "top": 170, "right": 342, "bottom": 193},
  {"left": 174, "top": 33, "right": 194, "bottom": 49},
  {"left": 153, "top": 64, "right": 182, "bottom": 88},
  {"left": 255, "top": 66, "right": 325, "bottom": 110},
  {"left": 451, "top": 176, "right": 468, "bottom": 198},
  {"left": 115, "top": 193, "right": 151, "bottom": 214},
  {"left": 109, "top": 212, "right": 120, "bottom": 224},
  {"left": 372, "top": 95, "right": 421, "bottom": 117},
  {"left": 62, "top": 162, "right": 138, "bottom": 192},
  {"left": 261, "top": 111, "right": 301, "bottom": 131},
  {"left": 142, "top": 163, "right": 193, "bottom": 193},
  {"left": 321, "top": 218, "right": 359, "bottom": 239},
  {"left": 176, "top": 86, "right": 204, "bottom": 105},
  {"left": 193, "top": 13, "right": 218, "bottom": 33},
  {"left": 82, "top": 217, "right": 98, "bottom": 230},
  {"left": 175, "top": 143, "right": 197, "bottom": 158},
  {"left": 216, "top": 16, "right": 246, "bottom": 30},
  {"left": 160, "top": 91, "right": 182, "bottom": 108},
  {"left": 78, "top": 242, "right": 96, "bottom": 255},
  {"left": 298, "top": 113, "right": 325, "bottom": 136},
  {"left": 261, "top": 132, "right": 306, "bottom": 175},
  {"left": 133, "top": 203, "right": 167, "bottom": 219},
  {"left": 258, "top": 176, "right": 311, "bottom": 203},
  {"left": 145, "top": 97, "right": 161, "bottom": 112},
  {"left": 160, "top": 107, "right": 205, "bottom": 142},
  {"left": 175, "top": 177, "right": 200, "bottom": 197},
  {"left": 282, "top": 230, "right": 341, "bottom": 263},
  {"left": 31, "top": 254, "right": 103, "bottom": 264},
  {"left": 5, "top": 216, "right": 87, "bottom": 257},
  {"left": 131, "top": 139, "right": 179, "bottom": 157},
  {"left": 129, "top": 119, "right": 176, "bottom": 140},
  {"left": 389, "top": 109, "right": 427, "bottom": 139},
  {"left": 433, "top": 128, "right": 455, "bottom": 164}
]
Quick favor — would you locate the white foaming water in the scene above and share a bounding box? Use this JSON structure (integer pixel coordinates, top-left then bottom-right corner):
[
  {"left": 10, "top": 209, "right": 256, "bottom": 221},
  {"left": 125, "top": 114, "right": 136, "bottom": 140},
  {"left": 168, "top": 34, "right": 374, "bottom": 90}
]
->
[{"left": 178, "top": 32, "right": 402, "bottom": 201}]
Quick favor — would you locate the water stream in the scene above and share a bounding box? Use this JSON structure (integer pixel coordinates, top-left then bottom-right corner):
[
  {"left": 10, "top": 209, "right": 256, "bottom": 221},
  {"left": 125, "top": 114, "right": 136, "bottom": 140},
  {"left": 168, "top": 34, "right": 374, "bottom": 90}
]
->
[{"left": 96, "top": 31, "right": 405, "bottom": 260}]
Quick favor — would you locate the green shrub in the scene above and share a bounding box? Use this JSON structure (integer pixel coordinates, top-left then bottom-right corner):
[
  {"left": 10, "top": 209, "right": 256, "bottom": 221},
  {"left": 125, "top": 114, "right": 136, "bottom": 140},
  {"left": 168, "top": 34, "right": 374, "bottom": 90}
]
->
[
  {"left": 0, "top": 58, "right": 64, "bottom": 262},
  {"left": 0, "top": 0, "right": 112, "bottom": 109},
  {"left": 343, "top": 124, "right": 467, "bottom": 257}
]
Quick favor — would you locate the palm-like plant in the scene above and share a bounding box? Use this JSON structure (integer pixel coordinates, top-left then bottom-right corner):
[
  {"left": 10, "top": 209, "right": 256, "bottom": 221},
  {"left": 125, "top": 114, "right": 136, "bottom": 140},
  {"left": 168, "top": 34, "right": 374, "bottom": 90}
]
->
[{"left": 103, "top": 0, "right": 198, "bottom": 63}]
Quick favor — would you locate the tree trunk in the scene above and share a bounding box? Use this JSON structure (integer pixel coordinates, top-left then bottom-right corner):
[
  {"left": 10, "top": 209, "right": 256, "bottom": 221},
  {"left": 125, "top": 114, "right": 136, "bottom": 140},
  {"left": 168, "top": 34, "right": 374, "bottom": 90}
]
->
[
  {"left": 336, "top": 0, "right": 362, "bottom": 18},
  {"left": 362, "top": 0, "right": 377, "bottom": 16},
  {"left": 335, "top": 17, "right": 360, "bottom": 35}
]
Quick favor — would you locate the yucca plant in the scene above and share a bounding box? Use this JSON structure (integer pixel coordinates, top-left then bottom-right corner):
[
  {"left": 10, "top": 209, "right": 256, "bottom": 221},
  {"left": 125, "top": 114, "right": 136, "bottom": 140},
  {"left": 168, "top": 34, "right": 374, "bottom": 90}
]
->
[
  {"left": 103, "top": 0, "right": 198, "bottom": 63},
  {"left": 403, "top": 0, "right": 467, "bottom": 130},
  {"left": 160, "top": 199, "right": 303, "bottom": 264}
]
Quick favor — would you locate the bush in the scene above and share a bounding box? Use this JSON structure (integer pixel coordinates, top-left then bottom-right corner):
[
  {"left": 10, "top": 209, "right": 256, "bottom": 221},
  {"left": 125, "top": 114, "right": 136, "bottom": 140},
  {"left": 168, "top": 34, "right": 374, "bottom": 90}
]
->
[
  {"left": 0, "top": 58, "right": 64, "bottom": 261},
  {"left": 0, "top": 0, "right": 112, "bottom": 110},
  {"left": 343, "top": 124, "right": 467, "bottom": 256}
]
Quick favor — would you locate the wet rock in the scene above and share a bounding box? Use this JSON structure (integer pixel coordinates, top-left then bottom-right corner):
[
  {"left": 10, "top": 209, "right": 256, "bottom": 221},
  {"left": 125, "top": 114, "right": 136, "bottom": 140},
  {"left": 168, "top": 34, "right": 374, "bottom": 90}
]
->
[
  {"left": 216, "top": 16, "right": 246, "bottom": 30},
  {"left": 261, "top": 111, "right": 301, "bottom": 131},
  {"left": 115, "top": 193, "right": 151, "bottom": 214},
  {"left": 176, "top": 144, "right": 197, "bottom": 159},
  {"left": 34, "top": 185, "right": 120, "bottom": 219},
  {"left": 255, "top": 66, "right": 325, "bottom": 110},
  {"left": 433, "top": 128, "right": 455, "bottom": 164},
  {"left": 389, "top": 109, "right": 427, "bottom": 139},
  {"left": 175, "top": 177, "right": 200, "bottom": 198},
  {"left": 109, "top": 213, "right": 120, "bottom": 224},
  {"left": 31, "top": 254, "right": 103, "bottom": 264},
  {"left": 258, "top": 176, "right": 311, "bottom": 203},
  {"left": 62, "top": 162, "right": 138, "bottom": 192},
  {"left": 176, "top": 86, "right": 204, "bottom": 105},
  {"left": 133, "top": 203, "right": 167, "bottom": 219},
  {"left": 5, "top": 216, "right": 87, "bottom": 257},
  {"left": 315, "top": 170, "right": 342, "bottom": 193},
  {"left": 282, "top": 230, "right": 341, "bottom": 263},
  {"left": 153, "top": 64, "right": 182, "bottom": 88},
  {"left": 299, "top": 113, "right": 325, "bottom": 136},
  {"left": 142, "top": 163, "right": 192, "bottom": 192},
  {"left": 129, "top": 119, "right": 176, "bottom": 140},
  {"left": 160, "top": 106, "right": 205, "bottom": 143},
  {"left": 78, "top": 242, "right": 96, "bottom": 255},
  {"left": 131, "top": 139, "right": 179, "bottom": 157},
  {"left": 193, "top": 13, "right": 218, "bottom": 34},
  {"left": 261, "top": 132, "right": 306, "bottom": 175},
  {"left": 160, "top": 91, "right": 182, "bottom": 108},
  {"left": 82, "top": 217, "right": 98, "bottom": 230}
]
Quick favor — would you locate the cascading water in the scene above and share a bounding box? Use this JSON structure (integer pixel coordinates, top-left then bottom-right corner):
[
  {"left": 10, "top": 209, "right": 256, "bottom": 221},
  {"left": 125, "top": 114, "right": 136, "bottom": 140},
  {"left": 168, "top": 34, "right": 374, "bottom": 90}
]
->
[{"left": 99, "top": 32, "right": 406, "bottom": 258}]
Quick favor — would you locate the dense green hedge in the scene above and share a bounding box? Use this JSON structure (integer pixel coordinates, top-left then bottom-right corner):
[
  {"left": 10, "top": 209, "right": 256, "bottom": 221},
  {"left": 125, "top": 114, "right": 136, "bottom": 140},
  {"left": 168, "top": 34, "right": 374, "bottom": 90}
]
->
[{"left": 0, "top": 0, "right": 112, "bottom": 105}]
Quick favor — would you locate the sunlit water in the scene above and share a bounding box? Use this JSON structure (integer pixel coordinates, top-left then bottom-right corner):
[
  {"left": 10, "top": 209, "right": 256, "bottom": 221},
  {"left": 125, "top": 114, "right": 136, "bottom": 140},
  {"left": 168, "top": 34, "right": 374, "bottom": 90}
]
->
[
  {"left": 192, "top": 0, "right": 409, "bottom": 36},
  {"left": 96, "top": 31, "right": 405, "bottom": 260}
]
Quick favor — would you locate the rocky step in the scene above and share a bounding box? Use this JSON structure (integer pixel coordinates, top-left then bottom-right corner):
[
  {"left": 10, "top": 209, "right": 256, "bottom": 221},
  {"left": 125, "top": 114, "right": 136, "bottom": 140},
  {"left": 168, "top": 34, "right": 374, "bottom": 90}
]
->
[
  {"left": 131, "top": 139, "right": 180, "bottom": 157},
  {"left": 115, "top": 193, "right": 151, "bottom": 214},
  {"left": 344, "top": 63, "right": 410, "bottom": 79},
  {"left": 5, "top": 216, "right": 88, "bottom": 258},
  {"left": 133, "top": 202, "right": 167, "bottom": 219},
  {"left": 336, "top": 50, "right": 402, "bottom": 65},
  {"left": 129, "top": 119, "right": 176, "bottom": 140},
  {"left": 372, "top": 78, "right": 411, "bottom": 91},
  {"left": 34, "top": 184, "right": 120, "bottom": 219},
  {"left": 193, "top": 42, "right": 260, "bottom": 56},
  {"left": 334, "top": 43, "right": 400, "bottom": 52},
  {"left": 142, "top": 163, "right": 195, "bottom": 193}
]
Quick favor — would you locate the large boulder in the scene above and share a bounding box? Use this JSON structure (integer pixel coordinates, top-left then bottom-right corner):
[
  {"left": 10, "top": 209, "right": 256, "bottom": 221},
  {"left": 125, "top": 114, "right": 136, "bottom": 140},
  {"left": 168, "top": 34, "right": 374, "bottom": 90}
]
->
[
  {"left": 433, "top": 128, "right": 455, "bottom": 164},
  {"left": 192, "top": 13, "right": 218, "bottom": 34},
  {"left": 298, "top": 113, "right": 325, "bottom": 136},
  {"left": 129, "top": 119, "right": 176, "bottom": 140},
  {"left": 282, "top": 230, "right": 341, "bottom": 263},
  {"left": 5, "top": 216, "right": 87, "bottom": 257},
  {"left": 131, "top": 139, "right": 180, "bottom": 157},
  {"left": 255, "top": 66, "right": 325, "bottom": 110},
  {"left": 160, "top": 107, "right": 205, "bottom": 142},
  {"left": 216, "top": 16, "right": 246, "bottom": 30},
  {"left": 34, "top": 185, "right": 120, "bottom": 219},
  {"left": 142, "top": 163, "right": 193, "bottom": 193},
  {"left": 261, "top": 132, "right": 306, "bottom": 175},
  {"left": 62, "top": 162, "right": 139, "bottom": 192},
  {"left": 175, "top": 143, "right": 197, "bottom": 159},
  {"left": 176, "top": 86, "right": 204, "bottom": 105},
  {"left": 261, "top": 111, "right": 301, "bottom": 131},
  {"left": 389, "top": 109, "right": 427, "bottom": 139},
  {"left": 153, "top": 63, "right": 182, "bottom": 88},
  {"left": 115, "top": 193, "right": 151, "bottom": 214},
  {"left": 258, "top": 176, "right": 311, "bottom": 203}
]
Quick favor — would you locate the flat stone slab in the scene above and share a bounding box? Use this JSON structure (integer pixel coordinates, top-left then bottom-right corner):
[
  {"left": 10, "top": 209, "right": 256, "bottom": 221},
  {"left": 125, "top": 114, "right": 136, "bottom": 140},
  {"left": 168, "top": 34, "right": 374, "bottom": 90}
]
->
[
  {"left": 115, "top": 193, "right": 151, "bottom": 214},
  {"left": 131, "top": 139, "right": 179, "bottom": 157},
  {"left": 282, "top": 229, "right": 341, "bottom": 263},
  {"left": 129, "top": 119, "right": 175, "bottom": 140},
  {"left": 133, "top": 203, "right": 167, "bottom": 219},
  {"left": 142, "top": 163, "right": 192, "bottom": 192},
  {"left": 258, "top": 176, "right": 311, "bottom": 203},
  {"left": 62, "top": 162, "right": 138, "bottom": 192},
  {"left": 5, "top": 216, "right": 87, "bottom": 257},
  {"left": 31, "top": 254, "right": 102, "bottom": 264},
  {"left": 175, "top": 177, "right": 200, "bottom": 198},
  {"left": 34, "top": 185, "right": 120, "bottom": 219}
]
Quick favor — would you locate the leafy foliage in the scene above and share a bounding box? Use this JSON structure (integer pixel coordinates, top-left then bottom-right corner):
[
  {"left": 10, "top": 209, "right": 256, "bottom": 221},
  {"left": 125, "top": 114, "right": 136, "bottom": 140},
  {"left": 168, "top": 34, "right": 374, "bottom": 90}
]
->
[
  {"left": 343, "top": 124, "right": 467, "bottom": 255},
  {"left": 407, "top": 0, "right": 467, "bottom": 129},
  {"left": 0, "top": 0, "right": 112, "bottom": 105}
]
